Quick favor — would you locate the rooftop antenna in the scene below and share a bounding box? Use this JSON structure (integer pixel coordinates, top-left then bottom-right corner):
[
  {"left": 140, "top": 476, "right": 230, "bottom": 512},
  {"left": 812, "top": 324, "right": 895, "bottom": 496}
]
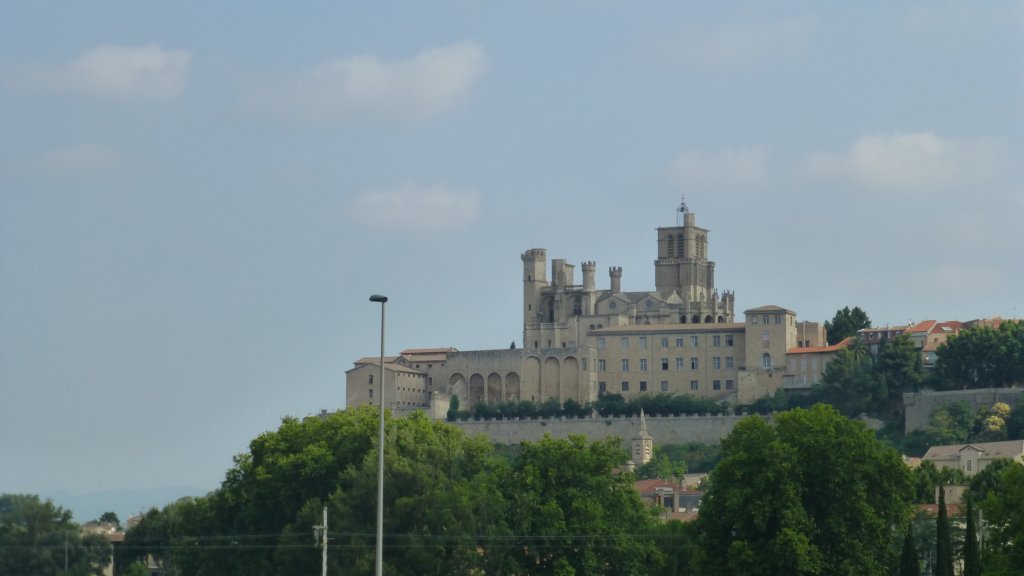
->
[{"left": 676, "top": 193, "right": 688, "bottom": 226}]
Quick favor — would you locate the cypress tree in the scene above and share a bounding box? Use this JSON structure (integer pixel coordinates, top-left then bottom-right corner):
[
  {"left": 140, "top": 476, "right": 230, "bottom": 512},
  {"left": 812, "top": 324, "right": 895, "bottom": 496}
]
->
[
  {"left": 935, "top": 483, "right": 954, "bottom": 576},
  {"left": 963, "top": 498, "right": 981, "bottom": 576},
  {"left": 898, "top": 521, "right": 920, "bottom": 576}
]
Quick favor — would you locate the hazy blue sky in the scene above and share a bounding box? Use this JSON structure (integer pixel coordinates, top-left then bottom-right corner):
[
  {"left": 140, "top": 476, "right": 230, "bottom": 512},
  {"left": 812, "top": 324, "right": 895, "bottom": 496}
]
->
[{"left": 2, "top": 2, "right": 1021, "bottom": 515}]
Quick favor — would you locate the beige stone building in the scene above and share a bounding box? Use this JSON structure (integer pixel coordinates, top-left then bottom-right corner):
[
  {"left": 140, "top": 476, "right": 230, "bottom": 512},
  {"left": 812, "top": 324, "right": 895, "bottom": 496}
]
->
[
  {"left": 922, "top": 440, "right": 1024, "bottom": 477},
  {"left": 346, "top": 205, "right": 819, "bottom": 413},
  {"left": 783, "top": 337, "right": 854, "bottom": 391}
]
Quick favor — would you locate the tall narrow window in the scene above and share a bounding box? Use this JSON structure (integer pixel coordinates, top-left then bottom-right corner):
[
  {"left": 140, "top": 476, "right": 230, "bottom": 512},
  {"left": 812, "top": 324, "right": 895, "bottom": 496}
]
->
[
  {"left": 639, "top": 359, "right": 648, "bottom": 372},
  {"left": 762, "top": 353, "right": 772, "bottom": 369},
  {"left": 621, "top": 359, "right": 630, "bottom": 371},
  {"left": 667, "top": 234, "right": 675, "bottom": 257}
]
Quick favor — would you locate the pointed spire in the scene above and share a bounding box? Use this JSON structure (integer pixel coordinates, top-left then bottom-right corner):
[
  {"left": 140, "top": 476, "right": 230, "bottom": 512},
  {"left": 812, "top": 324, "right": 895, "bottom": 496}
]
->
[{"left": 639, "top": 408, "right": 649, "bottom": 436}]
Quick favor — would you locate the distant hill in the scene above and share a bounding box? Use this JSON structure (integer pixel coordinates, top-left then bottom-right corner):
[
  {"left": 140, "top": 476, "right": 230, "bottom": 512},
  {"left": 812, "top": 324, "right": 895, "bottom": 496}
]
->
[{"left": 38, "top": 486, "right": 210, "bottom": 524}]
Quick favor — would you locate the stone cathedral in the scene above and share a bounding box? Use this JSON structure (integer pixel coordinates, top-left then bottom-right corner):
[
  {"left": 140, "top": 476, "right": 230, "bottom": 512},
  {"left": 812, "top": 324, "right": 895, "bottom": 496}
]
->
[
  {"left": 347, "top": 202, "right": 813, "bottom": 419},
  {"left": 522, "top": 206, "right": 736, "bottom": 351}
]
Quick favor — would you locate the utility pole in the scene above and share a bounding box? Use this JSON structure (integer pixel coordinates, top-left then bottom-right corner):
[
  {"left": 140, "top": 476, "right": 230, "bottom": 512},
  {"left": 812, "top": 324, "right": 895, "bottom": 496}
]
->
[{"left": 313, "top": 506, "right": 327, "bottom": 576}]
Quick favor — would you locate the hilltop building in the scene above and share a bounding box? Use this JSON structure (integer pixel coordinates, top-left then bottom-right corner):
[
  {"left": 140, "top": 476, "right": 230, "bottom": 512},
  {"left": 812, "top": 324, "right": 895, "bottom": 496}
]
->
[{"left": 346, "top": 203, "right": 841, "bottom": 415}]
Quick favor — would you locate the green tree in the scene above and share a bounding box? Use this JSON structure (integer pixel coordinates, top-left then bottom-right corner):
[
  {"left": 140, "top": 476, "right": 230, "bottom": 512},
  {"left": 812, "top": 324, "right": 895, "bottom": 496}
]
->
[
  {"left": 910, "top": 460, "right": 941, "bottom": 503},
  {"left": 963, "top": 499, "right": 981, "bottom": 576},
  {"left": 813, "top": 346, "right": 884, "bottom": 416},
  {"left": 934, "top": 320, "right": 1024, "bottom": 389},
  {"left": 636, "top": 453, "right": 687, "bottom": 480},
  {"left": 96, "top": 511, "right": 119, "bottom": 528},
  {"left": 898, "top": 522, "right": 921, "bottom": 576},
  {"left": 447, "top": 394, "right": 460, "bottom": 420},
  {"left": 935, "top": 484, "right": 954, "bottom": 576},
  {"left": 0, "top": 494, "right": 110, "bottom": 576},
  {"left": 122, "top": 562, "right": 149, "bottom": 576},
  {"left": 696, "top": 405, "right": 912, "bottom": 576},
  {"left": 877, "top": 334, "right": 923, "bottom": 398},
  {"left": 967, "top": 458, "right": 1015, "bottom": 504},
  {"left": 824, "top": 306, "right": 871, "bottom": 345},
  {"left": 979, "top": 462, "right": 1024, "bottom": 575},
  {"left": 503, "top": 434, "right": 663, "bottom": 575},
  {"left": 650, "top": 520, "right": 699, "bottom": 576},
  {"left": 695, "top": 417, "right": 821, "bottom": 576}
]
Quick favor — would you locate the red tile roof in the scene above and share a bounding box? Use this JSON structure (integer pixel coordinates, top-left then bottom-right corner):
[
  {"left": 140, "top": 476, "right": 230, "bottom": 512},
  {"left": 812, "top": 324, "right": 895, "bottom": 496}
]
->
[
  {"left": 787, "top": 336, "right": 854, "bottom": 355},
  {"left": 905, "top": 320, "right": 937, "bottom": 333}
]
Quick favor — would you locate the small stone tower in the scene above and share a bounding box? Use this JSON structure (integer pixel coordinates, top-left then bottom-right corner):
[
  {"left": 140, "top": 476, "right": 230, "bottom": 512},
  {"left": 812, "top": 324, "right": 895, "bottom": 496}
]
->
[{"left": 632, "top": 409, "right": 654, "bottom": 465}]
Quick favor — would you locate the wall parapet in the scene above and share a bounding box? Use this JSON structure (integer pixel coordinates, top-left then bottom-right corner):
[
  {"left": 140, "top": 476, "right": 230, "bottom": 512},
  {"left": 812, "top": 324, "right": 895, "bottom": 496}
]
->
[{"left": 450, "top": 413, "right": 749, "bottom": 451}]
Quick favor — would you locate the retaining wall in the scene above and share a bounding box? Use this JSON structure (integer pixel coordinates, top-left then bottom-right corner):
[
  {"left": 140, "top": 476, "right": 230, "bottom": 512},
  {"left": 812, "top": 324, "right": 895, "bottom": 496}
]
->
[
  {"left": 450, "top": 413, "right": 747, "bottom": 451},
  {"left": 903, "top": 388, "right": 1024, "bottom": 433}
]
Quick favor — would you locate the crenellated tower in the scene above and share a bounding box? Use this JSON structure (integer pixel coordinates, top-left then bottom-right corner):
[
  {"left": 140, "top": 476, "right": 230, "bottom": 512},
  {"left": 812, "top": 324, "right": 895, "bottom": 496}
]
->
[{"left": 521, "top": 199, "right": 736, "bottom": 350}]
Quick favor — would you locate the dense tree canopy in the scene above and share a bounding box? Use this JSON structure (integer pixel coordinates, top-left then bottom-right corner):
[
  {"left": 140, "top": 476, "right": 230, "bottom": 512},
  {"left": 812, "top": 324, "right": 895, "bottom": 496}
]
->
[
  {"left": 122, "top": 407, "right": 664, "bottom": 576},
  {"left": 934, "top": 320, "right": 1024, "bottom": 389},
  {"left": 695, "top": 404, "right": 913, "bottom": 576},
  {"left": 813, "top": 334, "right": 921, "bottom": 418},
  {"left": 0, "top": 494, "right": 111, "bottom": 576},
  {"left": 978, "top": 462, "right": 1024, "bottom": 575},
  {"left": 824, "top": 306, "right": 871, "bottom": 345}
]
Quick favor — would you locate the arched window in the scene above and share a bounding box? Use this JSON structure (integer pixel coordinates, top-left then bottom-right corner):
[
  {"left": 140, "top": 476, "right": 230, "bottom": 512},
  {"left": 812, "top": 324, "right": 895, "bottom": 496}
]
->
[
  {"left": 704, "top": 315, "right": 713, "bottom": 323},
  {"left": 762, "top": 353, "right": 772, "bottom": 369},
  {"left": 717, "top": 315, "right": 725, "bottom": 323},
  {"left": 676, "top": 236, "right": 685, "bottom": 257},
  {"left": 667, "top": 234, "right": 675, "bottom": 257},
  {"left": 692, "top": 314, "right": 700, "bottom": 324},
  {"left": 680, "top": 315, "right": 687, "bottom": 324}
]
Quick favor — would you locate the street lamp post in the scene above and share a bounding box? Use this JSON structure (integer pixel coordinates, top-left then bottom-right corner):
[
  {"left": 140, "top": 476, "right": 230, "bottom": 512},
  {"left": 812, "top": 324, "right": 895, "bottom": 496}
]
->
[{"left": 369, "top": 294, "right": 388, "bottom": 576}]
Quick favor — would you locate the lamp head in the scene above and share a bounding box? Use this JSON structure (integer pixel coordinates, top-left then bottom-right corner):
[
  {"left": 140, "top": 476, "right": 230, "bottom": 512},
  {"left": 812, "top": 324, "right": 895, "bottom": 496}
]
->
[{"left": 369, "top": 294, "right": 388, "bottom": 303}]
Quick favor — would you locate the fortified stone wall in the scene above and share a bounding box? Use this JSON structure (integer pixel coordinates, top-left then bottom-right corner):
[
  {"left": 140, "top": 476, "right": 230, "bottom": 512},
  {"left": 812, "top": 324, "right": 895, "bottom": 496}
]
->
[
  {"left": 450, "top": 413, "right": 747, "bottom": 452},
  {"left": 903, "top": 388, "right": 1024, "bottom": 433}
]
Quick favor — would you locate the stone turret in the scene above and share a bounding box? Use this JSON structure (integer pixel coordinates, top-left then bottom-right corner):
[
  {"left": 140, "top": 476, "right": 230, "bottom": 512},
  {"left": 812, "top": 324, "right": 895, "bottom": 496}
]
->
[
  {"left": 609, "top": 266, "right": 622, "bottom": 294},
  {"left": 582, "top": 261, "right": 596, "bottom": 292}
]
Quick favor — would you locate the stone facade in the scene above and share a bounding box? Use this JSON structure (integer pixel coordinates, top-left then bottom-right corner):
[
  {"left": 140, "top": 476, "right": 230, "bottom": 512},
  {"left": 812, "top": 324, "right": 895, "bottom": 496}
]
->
[
  {"left": 522, "top": 210, "right": 735, "bottom": 352},
  {"left": 346, "top": 206, "right": 819, "bottom": 413},
  {"left": 450, "top": 413, "right": 746, "bottom": 452}
]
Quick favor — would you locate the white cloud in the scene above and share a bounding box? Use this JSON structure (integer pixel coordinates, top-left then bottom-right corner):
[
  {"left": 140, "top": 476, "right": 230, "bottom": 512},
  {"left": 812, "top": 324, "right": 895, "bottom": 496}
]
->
[
  {"left": 670, "top": 16, "right": 815, "bottom": 72},
  {"left": 352, "top": 183, "right": 480, "bottom": 232},
  {"left": 669, "top": 147, "right": 769, "bottom": 188},
  {"left": 37, "top": 143, "right": 121, "bottom": 176},
  {"left": 37, "top": 44, "right": 191, "bottom": 100},
  {"left": 803, "top": 132, "right": 1004, "bottom": 193},
  {"left": 249, "top": 42, "right": 487, "bottom": 120}
]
